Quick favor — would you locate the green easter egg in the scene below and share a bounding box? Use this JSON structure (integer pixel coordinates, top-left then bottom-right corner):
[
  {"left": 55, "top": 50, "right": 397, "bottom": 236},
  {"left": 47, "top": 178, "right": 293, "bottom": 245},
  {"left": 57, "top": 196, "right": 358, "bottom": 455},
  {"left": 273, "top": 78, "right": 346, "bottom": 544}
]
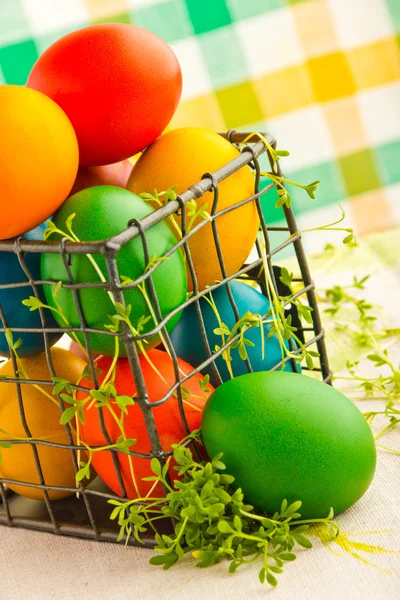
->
[
  {"left": 41, "top": 186, "right": 187, "bottom": 356},
  {"left": 201, "top": 371, "right": 376, "bottom": 519}
]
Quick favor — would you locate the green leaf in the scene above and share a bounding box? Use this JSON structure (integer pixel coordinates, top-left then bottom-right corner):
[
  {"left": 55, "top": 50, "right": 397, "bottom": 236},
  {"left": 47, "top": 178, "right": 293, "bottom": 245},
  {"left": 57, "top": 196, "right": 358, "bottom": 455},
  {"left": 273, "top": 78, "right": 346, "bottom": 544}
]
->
[
  {"left": 146, "top": 254, "right": 169, "bottom": 272},
  {"left": 291, "top": 525, "right": 309, "bottom": 534},
  {"left": 117, "top": 438, "right": 136, "bottom": 453},
  {"left": 214, "top": 488, "right": 231, "bottom": 504},
  {"left": 108, "top": 499, "right": 123, "bottom": 506},
  {"left": 21, "top": 297, "right": 46, "bottom": 312},
  {"left": 60, "top": 393, "right": 76, "bottom": 405},
  {"left": 52, "top": 281, "right": 63, "bottom": 299},
  {"left": 266, "top": 572, "right": 278, "bottom": 587},
  {"left": 52, "top": 379, "right": 67, "bottom": 395},
  {"left": 4, "top": 329, "right": 14, "bottom": 347},
  {"left": 180, "top": 386, "right": 191, "bottom": 400},
  {"left": 120, "top": 275, "right": 134, "bottom": 287},
  {"left": 305, "top": 180, "right": 320, "bottom": 200},
  {"left": 115, "top": 302, "right": 127, "bottom": 318},
  {"left": 164, "top": 189, "right": 177, "bottom": 201},
  {"left": 117, "top": 526, "right": 126, "bottom": 543},
  {"left": 293, "top": 533, "right": 312, "bottom": 548},
  {"left": 150, "top": 458, "right": 162, "bottom": 476},
  {"left": 149, "top": 554, "right": 172, "bottom": 566},
  {"left": 43, "top": 220, "right": 57, "bottom": 240},
  {"left": 279, "top": 268, "right": 293, "bottom": 288},
  {"left": 326, "top": 507, "right": 335, "bottom": 519},
  {"left": 367, "top": 353, "right": 383, "bottom": 363},
  {"left": 258, "top": 568, "right": 266, "bottom": 583},
  {"left": 219, "top": 474, "right": 235, "bottom": 485},
  {"left": 218, "top": 521, "right": 233, "bottom": 534},
  {"left": 0, "top": 441, "right": 12, "bottom": 449},
  {"left": 76, "top": 465, "right": 89, "bottom": 482},
  {"left": 77, "top": 405, "right": 85, "bottom": 425},
  {"left": 153, "top": 552, "right": 179, "bottom": 570},
  {"left": 353, "top": 275, "right": 370, "bottom": 289},
  {"left": 137, "top": 314, "right": 152, "bottom": 333},
  {"left": 181, "top": 505, "right": 196, "bottom": 518},
  {"left": 116, "top": 395, "right": 135, "bottom": 408},
  {"left": 275, "top": 187, "right": 291, "bottom": 208},
  {"left": 233, "top": 515, "right": 242, "bottom": 531},
  {"left": 13, "top": 338, "right": 22, "bottom": 350},
  {"left": 343, "top": 232, "right": 354, "bottom": 244},
  {"left": 227, "top": 560, "right": 239, "bottom": 573},
  {"left": 60, "top": 406, "right": 77, "bottom": 425},
  {"left": 199, "top": 374, "right": 210, "bottom": 393},
  {"left": 238, "top": 342, "right": 247, "bottom": 361},
  {"left": 280, "top": 553, "right": 296, "bottom": 561},
  {"left": 300, "top": 307, "right": 313, "bottom": 325},
  {"left": 286, "top": 500, "right": 302, "bottom": 515},
  {"left": 110, "top": 506, "right": 123, "bottom": 521},
  {"left": 305, "top": 353, "right": 314, "bottom": 370},
  {"left": 90, "top": 389, "right": 105, "bottom": 403},
  {"left": 65, "top": 213, "right": 76, "bottom": 233}
]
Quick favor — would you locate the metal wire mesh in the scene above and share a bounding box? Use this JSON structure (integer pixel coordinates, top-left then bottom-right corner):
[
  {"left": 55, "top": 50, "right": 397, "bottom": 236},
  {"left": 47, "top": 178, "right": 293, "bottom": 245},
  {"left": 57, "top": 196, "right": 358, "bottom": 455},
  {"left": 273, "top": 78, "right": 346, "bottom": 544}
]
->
[{"left": 0, "top": 131, "right": 332, "bottom": 547}]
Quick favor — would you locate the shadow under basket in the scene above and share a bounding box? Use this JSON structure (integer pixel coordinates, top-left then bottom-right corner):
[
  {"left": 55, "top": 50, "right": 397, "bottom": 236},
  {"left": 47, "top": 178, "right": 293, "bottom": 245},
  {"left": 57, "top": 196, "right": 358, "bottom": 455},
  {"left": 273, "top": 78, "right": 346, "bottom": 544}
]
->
[{"left": 0, "top": 130, "right": 332, "bottom": 547}]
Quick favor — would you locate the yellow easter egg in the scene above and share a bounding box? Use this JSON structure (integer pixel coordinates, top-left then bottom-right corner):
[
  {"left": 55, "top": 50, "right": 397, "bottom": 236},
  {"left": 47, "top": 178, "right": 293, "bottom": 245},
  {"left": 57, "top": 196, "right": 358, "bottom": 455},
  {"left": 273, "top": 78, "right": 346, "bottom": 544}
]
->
[{"left": 0, "top": 348, "right": 87, "bottom": 501}]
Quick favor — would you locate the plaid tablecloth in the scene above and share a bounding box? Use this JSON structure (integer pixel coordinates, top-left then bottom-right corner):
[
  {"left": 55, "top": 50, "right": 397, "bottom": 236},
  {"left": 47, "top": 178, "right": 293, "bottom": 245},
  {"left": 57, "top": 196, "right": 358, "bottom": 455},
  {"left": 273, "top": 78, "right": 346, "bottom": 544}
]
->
[{"left": 1, "top": 0, "right": 400, "bottom": 239}]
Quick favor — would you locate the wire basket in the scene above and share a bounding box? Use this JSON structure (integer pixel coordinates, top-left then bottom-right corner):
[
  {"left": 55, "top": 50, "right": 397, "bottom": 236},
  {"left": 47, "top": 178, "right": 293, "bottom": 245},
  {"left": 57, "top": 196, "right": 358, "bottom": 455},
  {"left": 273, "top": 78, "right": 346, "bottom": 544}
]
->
[{"left": 0, "top": 130, "right": 332, "bottom": 547}]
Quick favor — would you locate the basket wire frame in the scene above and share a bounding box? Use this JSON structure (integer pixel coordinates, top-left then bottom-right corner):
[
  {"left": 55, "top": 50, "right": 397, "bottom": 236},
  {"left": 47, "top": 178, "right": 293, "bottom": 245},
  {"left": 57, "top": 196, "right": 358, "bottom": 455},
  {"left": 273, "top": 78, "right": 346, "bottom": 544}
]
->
[{"left": 0, "top": 131, "right": 332, "bottom": 547}]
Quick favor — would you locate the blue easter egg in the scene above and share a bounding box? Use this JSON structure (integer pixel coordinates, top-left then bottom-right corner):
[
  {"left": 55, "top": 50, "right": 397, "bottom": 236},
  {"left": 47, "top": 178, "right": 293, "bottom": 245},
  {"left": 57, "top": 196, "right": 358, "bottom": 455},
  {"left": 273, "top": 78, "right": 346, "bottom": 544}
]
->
[
  {"left": 0, "top": 222, "right": 61, "bottom": 357},
  {"left": 170, "top": 281, "right": 301, "bottom": 385}
]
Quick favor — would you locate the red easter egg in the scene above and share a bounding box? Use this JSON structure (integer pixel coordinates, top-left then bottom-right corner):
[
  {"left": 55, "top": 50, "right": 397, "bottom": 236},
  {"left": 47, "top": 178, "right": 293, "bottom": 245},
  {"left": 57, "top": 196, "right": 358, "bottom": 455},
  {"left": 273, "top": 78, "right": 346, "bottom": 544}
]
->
[
  {"left": 79, "top": 350, "right": 213, "bottom": 498},
  {"left": 27, "top": 24, "right": 182, "bottom": 166},
  {"left": 69, "top": 160, "right": 132, "bottom": 197}
]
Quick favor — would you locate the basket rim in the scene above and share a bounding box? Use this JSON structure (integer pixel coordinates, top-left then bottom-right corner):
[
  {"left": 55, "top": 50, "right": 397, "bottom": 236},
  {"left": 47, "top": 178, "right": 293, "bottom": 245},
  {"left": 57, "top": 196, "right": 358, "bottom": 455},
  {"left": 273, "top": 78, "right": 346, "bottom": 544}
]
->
[{"left": 0, "top": 131, "right": 275, "bottom": 255}]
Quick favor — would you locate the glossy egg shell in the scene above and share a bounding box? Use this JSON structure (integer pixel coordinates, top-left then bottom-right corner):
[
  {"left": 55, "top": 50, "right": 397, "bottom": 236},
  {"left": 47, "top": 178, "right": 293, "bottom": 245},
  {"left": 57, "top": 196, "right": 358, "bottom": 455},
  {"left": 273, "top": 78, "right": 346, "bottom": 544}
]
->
[
  {"left": 79, "top": 350, "right": 213, "bottom": 498},
  {"left": 0, "top": 223, "right": 62, "bottom": 357},
  {"left": 0, "top": 85, "right": 78, "bottom": 239},
  {"left": 27, "top": 24, "right": 182, "bottom": 166},
  {"left": 170, "top": 281, "right": 299, "bottom": 386},
  {"left": 40, "top": 186, "right": 187, "bottom": 356},
  {"left": 127, "top": 127, "right": 259, "bottom": 291},
  {"left": 0, "top": 348, "right": 87, "bottom": 500},
  {"left": 68, "top": 161, "right": 133, "bottom": 197},
  {"left": 202, "top": 371, "right": 376, "bottom": 519}
]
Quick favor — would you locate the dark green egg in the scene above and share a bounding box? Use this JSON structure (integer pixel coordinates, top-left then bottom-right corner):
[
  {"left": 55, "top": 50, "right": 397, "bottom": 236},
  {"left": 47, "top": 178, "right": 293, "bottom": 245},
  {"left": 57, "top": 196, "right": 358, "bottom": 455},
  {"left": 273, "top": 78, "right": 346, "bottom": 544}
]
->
[
  {"left": 201, "top": 371, "right": 376, "bottom": 519},
  {"left": 40, "top": 186, "right": 187, "bottom": 356}
]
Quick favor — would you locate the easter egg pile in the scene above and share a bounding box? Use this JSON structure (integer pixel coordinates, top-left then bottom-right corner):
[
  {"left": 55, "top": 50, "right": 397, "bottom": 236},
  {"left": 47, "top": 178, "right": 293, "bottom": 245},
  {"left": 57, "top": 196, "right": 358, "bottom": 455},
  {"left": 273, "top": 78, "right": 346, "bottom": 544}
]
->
[{"left": 0, "top": 24, "right": 375, "bottom": 521}]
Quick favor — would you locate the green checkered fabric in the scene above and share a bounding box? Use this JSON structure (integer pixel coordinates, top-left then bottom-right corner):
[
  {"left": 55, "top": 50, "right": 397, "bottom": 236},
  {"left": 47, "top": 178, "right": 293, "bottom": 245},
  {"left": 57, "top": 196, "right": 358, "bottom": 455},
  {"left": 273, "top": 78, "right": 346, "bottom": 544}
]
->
[{"left": 1, "top": 0, "right": 400, "bottom": 246}]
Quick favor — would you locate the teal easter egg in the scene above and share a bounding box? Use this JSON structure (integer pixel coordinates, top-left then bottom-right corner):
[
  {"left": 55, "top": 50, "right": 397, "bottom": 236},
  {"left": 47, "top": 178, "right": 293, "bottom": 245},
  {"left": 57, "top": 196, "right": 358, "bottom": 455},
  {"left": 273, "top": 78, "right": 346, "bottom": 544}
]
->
[
  {"left": 170, "top": 281, "right": 300, "bottom": 385},
  {"left": 202, "top": 371, "right": 376, "bottom": 519},
  {"left": 0, "top": 222, "right": 61, "bottom": 357},
  {"left": 40, "top": 186, "right": 187, "bottom": 356}
]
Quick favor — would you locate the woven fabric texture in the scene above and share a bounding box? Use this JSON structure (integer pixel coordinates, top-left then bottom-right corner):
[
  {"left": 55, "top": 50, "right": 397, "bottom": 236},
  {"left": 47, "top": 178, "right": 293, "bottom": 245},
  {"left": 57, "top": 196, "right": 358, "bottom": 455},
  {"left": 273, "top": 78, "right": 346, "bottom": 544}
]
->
[{"left": 0, "top": 0, "right": 400, "bottom": 238}]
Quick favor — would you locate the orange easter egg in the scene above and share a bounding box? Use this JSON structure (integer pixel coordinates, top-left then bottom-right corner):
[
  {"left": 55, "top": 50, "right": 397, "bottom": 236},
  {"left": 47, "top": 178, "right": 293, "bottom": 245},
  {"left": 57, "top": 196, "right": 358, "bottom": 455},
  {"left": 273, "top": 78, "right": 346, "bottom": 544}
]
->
[
  {"left": 127, "top": 127, "right": 259, "bottom": 291},
  {"left": 0, "top": 85, "right": 79, "bottom": 239},
  {"left": 80, "top": 350, "right": 213, "bottom": 498}
]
